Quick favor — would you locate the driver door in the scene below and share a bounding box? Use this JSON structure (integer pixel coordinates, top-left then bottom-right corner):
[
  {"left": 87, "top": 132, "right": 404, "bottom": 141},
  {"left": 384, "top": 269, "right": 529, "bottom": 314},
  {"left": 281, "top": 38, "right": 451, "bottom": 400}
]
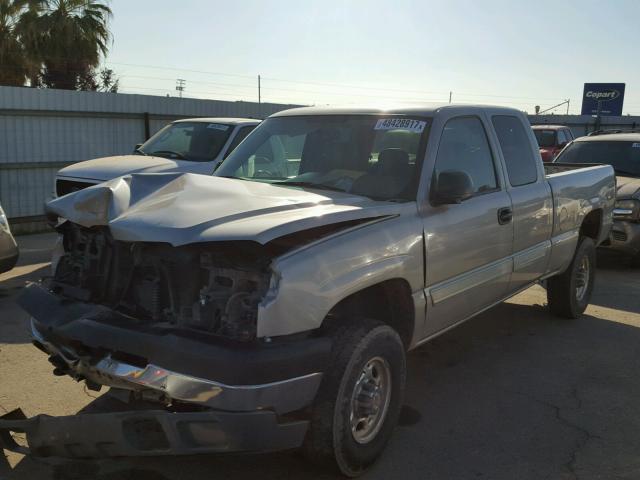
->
[{"left": 423, "top": 115, "right": 514, "bottom": 337}]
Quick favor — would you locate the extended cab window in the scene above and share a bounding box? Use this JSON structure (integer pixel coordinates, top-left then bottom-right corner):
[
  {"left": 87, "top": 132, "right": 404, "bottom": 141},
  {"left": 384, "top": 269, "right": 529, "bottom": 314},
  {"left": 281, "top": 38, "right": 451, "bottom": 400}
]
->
[
  {"left": 433, "top": 116, "right": 498, "bottom": 194},
  {"left": 492, "top": 115, "right": 538, "bottom": 186}
]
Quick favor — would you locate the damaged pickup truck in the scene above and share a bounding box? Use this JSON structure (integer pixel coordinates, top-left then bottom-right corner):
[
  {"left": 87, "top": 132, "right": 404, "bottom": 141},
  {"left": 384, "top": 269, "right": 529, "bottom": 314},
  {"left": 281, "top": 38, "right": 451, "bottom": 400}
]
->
[{"left": 1, "top": 105, "right": 615, "bottom": 476}]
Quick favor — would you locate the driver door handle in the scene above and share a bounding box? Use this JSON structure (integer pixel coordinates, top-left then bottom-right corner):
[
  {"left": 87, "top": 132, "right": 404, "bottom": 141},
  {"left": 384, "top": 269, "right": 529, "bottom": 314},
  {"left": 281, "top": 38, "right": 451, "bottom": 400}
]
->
[{"left": 497, "top": 207, "right": 513, "bottom": 225}]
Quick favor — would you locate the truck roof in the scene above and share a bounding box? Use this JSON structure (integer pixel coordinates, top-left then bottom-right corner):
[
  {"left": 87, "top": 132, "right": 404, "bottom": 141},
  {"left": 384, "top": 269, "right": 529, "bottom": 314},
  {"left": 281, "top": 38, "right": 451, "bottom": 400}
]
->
[
  {"left": 576, "top": 132, "right": 640, "bottom": 142},
  {"left": 270, "top": 104, "right": 523, "bottom": 118},
  {"left": 173, "top": 117, "right": 261, "bottom": 125}
]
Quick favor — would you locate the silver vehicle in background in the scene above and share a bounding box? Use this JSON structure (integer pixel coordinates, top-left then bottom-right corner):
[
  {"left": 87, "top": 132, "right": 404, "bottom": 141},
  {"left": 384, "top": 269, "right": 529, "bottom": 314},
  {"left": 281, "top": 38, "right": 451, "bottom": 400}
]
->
[
  {"left": 0, "top": 203, "right": 18, "bottom": 274},
  {"left": 55, "top": 118, "right": 260, "bottom": 196}
]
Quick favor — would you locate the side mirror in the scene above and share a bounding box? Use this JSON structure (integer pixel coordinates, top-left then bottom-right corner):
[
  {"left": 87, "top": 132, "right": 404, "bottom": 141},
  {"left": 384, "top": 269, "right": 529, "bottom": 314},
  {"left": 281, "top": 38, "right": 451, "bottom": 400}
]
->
[{"left": 431, "top": 170, "right": 474, "bottom": 205}]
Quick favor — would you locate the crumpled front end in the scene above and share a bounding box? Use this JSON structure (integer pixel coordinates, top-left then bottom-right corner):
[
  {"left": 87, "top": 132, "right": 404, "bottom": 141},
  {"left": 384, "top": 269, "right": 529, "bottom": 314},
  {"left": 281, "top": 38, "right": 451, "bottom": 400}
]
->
[
  {"left": 51, "top": 221, "right": 273, "bottom": 342},
  {"left": 0, "top": 221, "right": 333, "bottom": 458}
]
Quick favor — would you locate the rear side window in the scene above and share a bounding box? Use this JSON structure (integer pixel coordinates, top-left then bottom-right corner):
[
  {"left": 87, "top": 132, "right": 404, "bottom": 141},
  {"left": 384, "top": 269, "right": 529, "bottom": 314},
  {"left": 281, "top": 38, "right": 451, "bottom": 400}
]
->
[
  {"left": 434, "top": 116, "right": 498, "bottom": 194},
  {"left": 557, "top": 130, "right": 567, "bottom": 145},
  {"left": 224, "top": 125, "right": 256, "bottom": 158},
  {"left": 492, "top": 115, "right": 538, "bottom": 186},
  {"left": 565, "top": 129, "right": 574, "bottom": 140}
]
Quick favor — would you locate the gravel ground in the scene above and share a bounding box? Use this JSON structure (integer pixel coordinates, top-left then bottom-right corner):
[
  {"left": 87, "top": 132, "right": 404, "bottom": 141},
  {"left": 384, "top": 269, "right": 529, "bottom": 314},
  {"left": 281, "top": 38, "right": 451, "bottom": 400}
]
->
[{"left": 1, "top": 232, "right": 639, "bottom": 480}]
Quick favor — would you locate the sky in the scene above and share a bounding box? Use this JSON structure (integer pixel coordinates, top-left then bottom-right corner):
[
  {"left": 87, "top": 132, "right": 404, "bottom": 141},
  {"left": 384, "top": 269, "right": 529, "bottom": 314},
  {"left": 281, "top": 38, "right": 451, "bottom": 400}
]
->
[{"left": 106, "top": 0, "right": 640, "bottom": 115}]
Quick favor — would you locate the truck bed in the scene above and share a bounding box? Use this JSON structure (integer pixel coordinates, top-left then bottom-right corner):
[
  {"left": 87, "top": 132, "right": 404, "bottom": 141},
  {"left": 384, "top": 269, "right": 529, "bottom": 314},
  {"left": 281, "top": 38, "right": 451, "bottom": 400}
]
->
[{"left": 544, "top": 162, "right": 608, "bottom": 176}]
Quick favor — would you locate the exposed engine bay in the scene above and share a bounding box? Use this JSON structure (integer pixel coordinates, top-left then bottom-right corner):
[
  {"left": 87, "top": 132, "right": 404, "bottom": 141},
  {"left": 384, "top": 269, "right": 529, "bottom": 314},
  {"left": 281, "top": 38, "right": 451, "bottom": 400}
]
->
[{"left": 51, "top": 222, "right": 272, "bottom": 342}]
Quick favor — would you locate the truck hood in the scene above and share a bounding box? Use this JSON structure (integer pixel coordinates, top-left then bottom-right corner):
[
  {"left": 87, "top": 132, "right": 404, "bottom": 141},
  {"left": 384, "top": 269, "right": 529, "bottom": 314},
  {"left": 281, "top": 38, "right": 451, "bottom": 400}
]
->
[
  {"left": 57, "top": 155, "right": 214, "bottom": 182},
  {"left": 616, "top": 175, "right": 640, "bottom": 199},
  {"left": 46, "top": 173, "right": 401, "bottom": 246}
]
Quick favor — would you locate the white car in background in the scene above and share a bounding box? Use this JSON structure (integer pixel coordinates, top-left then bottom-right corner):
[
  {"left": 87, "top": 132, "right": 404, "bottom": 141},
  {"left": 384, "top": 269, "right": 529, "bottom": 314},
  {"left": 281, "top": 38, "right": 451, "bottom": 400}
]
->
[
  {"left": 55, "top": 118, "right": 260, "bottom": 196},
  {"left": 0, "top": 203, "right": 18, "bottom": 274}
]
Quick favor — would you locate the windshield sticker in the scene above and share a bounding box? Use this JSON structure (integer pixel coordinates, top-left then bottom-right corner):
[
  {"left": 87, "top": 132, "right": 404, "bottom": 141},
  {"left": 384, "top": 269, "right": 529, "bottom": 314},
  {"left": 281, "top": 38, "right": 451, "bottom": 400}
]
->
[
  {"left": 633, "top": 143, "right": 640, "bottom": 148},
  {"left": 375, "top": 118, "right": 427, "bottom": 133},
  {"left": 207, "top": 123, "right": 230, "bottom": 131}
]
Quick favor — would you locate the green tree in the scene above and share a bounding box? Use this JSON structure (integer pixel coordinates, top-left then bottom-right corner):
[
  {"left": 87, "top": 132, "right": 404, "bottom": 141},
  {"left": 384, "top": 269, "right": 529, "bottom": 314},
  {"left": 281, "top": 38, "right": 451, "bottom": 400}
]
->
[
  {"left": 0, "top": 0, "right": 41, "bottom": 86},
  {"left": 34, "top": 0, "right": 112, "bottom": 90},
  {"left": 77, "top": 67, "right": 118, "bottom": 92}
]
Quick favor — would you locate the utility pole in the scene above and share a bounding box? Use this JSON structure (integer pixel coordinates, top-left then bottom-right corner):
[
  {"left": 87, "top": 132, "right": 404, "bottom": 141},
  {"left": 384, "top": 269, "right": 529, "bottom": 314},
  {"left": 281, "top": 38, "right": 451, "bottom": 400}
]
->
[
  {"left": 175, "top": 79, "right": 186, "bottom": 98},
  {"left": 258, "top": 75, "right": 261, "bottom": 105},
  {"left": 449, "top": 91, "right": 452, "bottom": 103},
  {"left": 594, "top": 100, "right": 603, "bottom": 132}
]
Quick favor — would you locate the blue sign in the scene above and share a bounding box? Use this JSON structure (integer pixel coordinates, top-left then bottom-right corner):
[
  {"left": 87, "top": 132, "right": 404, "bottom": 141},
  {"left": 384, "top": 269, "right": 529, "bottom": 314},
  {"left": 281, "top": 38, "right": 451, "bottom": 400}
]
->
[{"left": 581, "top": 83, "right": 625, "bottom": 116}]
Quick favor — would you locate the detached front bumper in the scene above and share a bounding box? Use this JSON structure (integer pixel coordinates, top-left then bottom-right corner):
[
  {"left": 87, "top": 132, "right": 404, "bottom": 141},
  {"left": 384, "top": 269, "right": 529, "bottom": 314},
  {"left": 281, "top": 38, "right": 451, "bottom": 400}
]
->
[
  {"left": 1, "top": 283, "right": 332, "bottom": 458},
  {"left": 0, "top": 406, "right": 308, "bottom": 458}
]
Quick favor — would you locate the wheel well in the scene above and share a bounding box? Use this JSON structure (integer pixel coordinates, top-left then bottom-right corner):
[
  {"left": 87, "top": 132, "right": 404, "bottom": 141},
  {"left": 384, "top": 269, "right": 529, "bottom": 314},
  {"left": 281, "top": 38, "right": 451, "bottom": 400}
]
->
[
  {"left": 580, "top": 209, "right": 602, "bottom": 240},
  {"left": 325, "top": 279, "right": 415, "bottom": 349}
]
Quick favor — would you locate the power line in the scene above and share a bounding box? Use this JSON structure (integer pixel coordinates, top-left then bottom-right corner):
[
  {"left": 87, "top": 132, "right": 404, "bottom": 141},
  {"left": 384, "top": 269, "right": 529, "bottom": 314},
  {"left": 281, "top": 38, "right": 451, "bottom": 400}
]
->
[
  {"left": 105, "top": 60, "right": 569, "bottom": 101},
  {"left": 0, "top": 54, "right": 591, "bottom": 103}
]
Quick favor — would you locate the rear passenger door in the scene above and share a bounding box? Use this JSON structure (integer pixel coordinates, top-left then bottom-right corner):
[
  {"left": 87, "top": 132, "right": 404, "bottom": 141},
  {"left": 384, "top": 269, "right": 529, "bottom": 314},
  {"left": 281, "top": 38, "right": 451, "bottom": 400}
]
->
[
  {"left": 491, "top": 115, "right": 553, "bottom": 292},
  {"left": 423, "top": 115, "right": 514, "bottom": 336}
]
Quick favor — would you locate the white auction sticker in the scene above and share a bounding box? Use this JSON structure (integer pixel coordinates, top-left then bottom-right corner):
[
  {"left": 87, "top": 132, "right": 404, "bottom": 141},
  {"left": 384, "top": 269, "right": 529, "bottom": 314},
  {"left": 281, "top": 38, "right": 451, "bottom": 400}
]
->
[
  {"left": 207, "top": 123, "right": 230, "bottom": 131},
  {"left": 374, "top": 118, "right": 427, "bottom": 132},
  {"left": 632, "top": 143, "right": 640, "bottom": 148}
]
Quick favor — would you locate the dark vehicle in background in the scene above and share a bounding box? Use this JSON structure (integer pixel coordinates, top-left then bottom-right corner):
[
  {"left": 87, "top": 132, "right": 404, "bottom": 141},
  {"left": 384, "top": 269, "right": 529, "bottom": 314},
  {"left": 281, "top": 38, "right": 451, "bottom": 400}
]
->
[
  {"left": 532, "top": 124, "right": 575, "bottom": 162},
  {"left": 554, "top": 130, "right": 640, "bottom": 266},
  {"left": 0, "top": 203, "right": 19, "bottom": 274}
]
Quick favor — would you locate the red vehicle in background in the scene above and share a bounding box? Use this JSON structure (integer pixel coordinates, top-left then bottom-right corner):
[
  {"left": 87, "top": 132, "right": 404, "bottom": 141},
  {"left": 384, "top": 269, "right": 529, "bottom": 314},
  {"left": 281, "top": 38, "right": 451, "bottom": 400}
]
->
[{"left": 532, "top": 124, "right": 575, "bottom": 162}]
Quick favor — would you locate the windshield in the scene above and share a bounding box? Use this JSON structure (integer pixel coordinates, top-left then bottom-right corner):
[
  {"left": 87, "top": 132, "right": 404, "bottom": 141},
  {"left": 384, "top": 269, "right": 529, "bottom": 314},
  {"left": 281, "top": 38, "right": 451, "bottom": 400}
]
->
[
  {"left": 138, "top": 121, "right": 233, "bottom": 161},
  {"left": 555, "top": 140, "right": 640, "bottom": 177},
  {"left": 533, "top": 129, "right": 557, "bottom": 148},
  {"left": 216, "top": 115, "right": 430, "bottom": 201}
]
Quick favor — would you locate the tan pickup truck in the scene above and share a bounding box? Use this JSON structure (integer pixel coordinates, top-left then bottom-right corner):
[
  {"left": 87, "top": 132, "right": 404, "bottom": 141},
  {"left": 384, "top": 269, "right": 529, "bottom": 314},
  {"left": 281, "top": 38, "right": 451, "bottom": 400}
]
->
[{"left": 2, "top": 105, "right": 615, "bottom": 476}]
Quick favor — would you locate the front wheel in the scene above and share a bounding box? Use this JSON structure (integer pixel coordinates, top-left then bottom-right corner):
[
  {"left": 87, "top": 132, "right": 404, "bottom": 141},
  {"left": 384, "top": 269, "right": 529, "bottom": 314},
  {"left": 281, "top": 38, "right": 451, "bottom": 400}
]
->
[
  {"left": 303, "top": 318, "right": 406, "bottom": 477},
  {"left": 547, "top": 236, "right": 596, "bottom": 318}
]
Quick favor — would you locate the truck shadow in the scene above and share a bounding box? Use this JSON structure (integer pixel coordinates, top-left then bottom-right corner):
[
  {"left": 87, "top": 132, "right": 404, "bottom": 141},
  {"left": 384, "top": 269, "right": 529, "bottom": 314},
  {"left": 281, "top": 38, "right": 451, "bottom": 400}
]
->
[
  {"left": 590, "top": 250, "right": 640, "bottom": 314},
  {"left": 6, "top": 298, "right": 640, "bottom": 480}
]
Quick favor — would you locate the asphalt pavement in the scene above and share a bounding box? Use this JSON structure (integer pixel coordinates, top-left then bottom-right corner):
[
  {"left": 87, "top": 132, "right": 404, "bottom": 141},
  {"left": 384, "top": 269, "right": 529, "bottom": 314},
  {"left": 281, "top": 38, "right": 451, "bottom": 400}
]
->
[{"left": 1, "top": 232, "right": 639, "bottom": 480}]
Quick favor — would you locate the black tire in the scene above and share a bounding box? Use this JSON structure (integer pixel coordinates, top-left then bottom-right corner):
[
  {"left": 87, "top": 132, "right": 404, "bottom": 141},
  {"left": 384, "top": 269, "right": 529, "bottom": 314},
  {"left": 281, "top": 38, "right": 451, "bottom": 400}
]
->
[
  {"left": 631, "top": 252, "right": 640, "bottom": 268},
  {"left": 303, "top": 318, "right": 406, "bottom": 477},
  {"left": 547, "top": 236, "right": 596, "bottom": 318}
]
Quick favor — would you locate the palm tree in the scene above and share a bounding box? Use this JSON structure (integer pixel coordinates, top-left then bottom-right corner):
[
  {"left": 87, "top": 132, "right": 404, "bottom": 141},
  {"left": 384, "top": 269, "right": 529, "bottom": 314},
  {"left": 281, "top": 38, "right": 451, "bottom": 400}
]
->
[
  {"left": 0, "top": 0, "right": 41, "bottom": 86},
  {"left": 34, "top": 0, "right": 112, "bottom": 89}
]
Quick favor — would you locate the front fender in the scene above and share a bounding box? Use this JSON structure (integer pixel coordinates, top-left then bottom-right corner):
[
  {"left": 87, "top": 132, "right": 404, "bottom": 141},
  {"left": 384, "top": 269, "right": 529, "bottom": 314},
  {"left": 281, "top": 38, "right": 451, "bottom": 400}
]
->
[{"left": 257, "top": 210, "right": 424, "bottom": 338}]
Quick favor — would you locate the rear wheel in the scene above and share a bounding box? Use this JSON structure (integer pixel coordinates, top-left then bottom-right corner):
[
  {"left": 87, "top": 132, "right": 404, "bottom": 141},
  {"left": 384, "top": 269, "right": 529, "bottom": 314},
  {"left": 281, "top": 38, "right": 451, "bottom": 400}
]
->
[
  {"left": 547, "top": 236, "right": 596, "bottom": 318},
  {"left": 303, "top": 318, "right": 406, "bottom": 477}
]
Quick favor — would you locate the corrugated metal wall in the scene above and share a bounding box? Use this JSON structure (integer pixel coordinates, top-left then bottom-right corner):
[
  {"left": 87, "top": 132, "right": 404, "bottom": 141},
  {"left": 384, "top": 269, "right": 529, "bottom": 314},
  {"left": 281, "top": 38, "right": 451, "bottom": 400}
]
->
[{"left": 0, "top": 86, "right": 299, "bottom": 232}]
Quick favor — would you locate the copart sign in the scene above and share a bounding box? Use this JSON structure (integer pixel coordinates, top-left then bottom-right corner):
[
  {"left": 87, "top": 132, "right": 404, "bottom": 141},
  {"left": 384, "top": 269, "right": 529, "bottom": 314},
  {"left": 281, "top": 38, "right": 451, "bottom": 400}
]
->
[{"left": 581, "top": 83, "right": 625, "bottom": 116}]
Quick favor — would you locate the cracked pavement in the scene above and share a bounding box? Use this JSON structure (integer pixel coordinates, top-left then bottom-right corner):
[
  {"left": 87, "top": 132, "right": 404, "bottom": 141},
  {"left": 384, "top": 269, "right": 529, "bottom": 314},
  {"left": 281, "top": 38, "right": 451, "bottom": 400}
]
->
[{"left": 1, "top": 233, "right": 640, "bottom": 480}]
